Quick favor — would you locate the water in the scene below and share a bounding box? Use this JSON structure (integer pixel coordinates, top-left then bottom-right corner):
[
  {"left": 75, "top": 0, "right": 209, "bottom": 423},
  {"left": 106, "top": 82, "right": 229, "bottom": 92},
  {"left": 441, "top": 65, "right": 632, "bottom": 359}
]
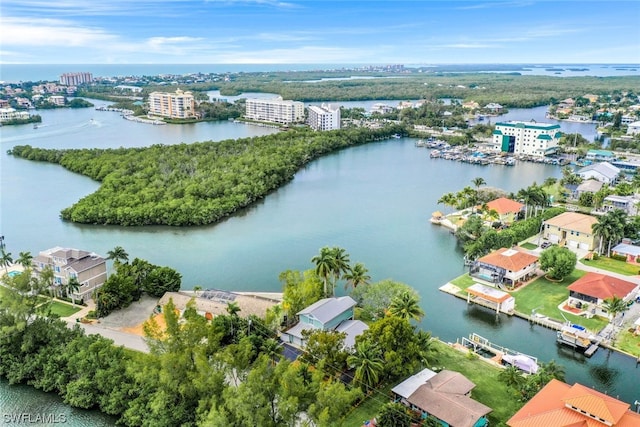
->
[
  {"left": 1, "top": 100, "right": 639, "bottom": 413},
  {"left": 0, "top": 379, "right": 116, "bottom": 426},
  {"left": 1, "top": 63, "right": 638, "bottom": 84}
]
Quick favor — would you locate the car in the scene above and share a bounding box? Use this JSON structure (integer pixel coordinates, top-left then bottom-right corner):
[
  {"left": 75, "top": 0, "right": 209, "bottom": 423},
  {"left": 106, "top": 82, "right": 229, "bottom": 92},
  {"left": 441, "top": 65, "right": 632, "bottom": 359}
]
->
[{"left": 540, "top": 241, "right": 552, "bottom": 249}]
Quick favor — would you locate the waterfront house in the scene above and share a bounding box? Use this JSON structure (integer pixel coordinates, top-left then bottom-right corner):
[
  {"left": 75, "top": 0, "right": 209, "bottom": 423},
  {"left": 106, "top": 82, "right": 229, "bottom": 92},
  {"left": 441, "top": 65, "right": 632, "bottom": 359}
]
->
[
  {"left": 627, "top": 121, "right": 640, "bottom": 135},
  {"left": 482, "top": 197, "right": 524, "bottom": 225},
  {"left": 391, "top": 368, "right": 491, "bottom": 427},
  {"left": 507, "top": 379, "right": 640, "bottom": 427},
  {"left": 281, "top": 296, "right": 368, "bottom": 349},
  {"left": 470, "top": 247, "right": 539, "bottom": 289},
  {"left": 571, "top": 179, "right": 603, "bottom": 200},
  {"left": 602, "top": 195, "right": 638, "bottom": 216},
  {"left": 483, "top": 103, "right": 503, "bottom": 114},
  {"left": 542, "top": 212, "right": 598, "bottom": 250},
  {"left": 33, "top": 246, "right": 107, "bottom": 302},
  {"left": 567, "top": 272, "right": 638, "bottom": 317},
  {"left": 576, "top": 161, "right": 620, "bottom": 185}
]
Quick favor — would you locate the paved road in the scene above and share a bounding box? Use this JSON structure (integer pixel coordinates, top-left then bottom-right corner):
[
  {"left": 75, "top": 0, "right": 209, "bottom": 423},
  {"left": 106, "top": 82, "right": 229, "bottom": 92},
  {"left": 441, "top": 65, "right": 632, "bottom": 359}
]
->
[{"left": 67, "top": 320, "right": 149, "bottom": 353}]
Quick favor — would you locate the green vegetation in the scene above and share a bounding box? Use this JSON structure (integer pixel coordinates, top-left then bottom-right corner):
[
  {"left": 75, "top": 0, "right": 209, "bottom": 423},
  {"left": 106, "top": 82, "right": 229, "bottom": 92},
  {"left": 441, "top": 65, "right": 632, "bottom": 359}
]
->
[
  {"left": 520, "top": 242, "right": 538, "bottom": 250},
  {"left": 95, "top": 252, "right": 182, "bottom": 317},
  {"left": 48, "top": 301, "right": 82, "bottom": 317},
  {"left": 615, "top": 328, "right": 640, "bottom": 357},
  {"left": 580, "top": 256, "right": 640, "bottom": 276},
  {"left": 0, "top": 114, "right": 42, "bottom": 126},
  {"left": 539, "top": 246, "right": 577, "bottom": 281},
  {"left": 9, "top": 126, "right": 403, "bottom": 226}
]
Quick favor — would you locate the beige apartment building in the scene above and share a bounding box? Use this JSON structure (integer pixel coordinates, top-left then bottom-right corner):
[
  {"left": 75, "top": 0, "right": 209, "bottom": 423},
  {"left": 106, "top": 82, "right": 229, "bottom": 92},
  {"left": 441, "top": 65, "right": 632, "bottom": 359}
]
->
[
  {"left": 148, "top": 89, "right": 196, "bottom": 119},
  {"left": 542, "top": 212, "right": 598, "bottom": 250}
]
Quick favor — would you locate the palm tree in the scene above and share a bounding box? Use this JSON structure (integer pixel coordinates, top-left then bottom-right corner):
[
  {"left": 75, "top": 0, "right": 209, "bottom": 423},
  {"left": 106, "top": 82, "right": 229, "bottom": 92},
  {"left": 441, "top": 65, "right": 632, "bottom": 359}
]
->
[
  {"left": 106, "top": 246, "right": 129, "bottom": 266},
  {"left": 66, "top": 276, "right": 81, "bottom": 306},
  {"left": 311, "top": 246, "right": 334, "bottom": 297},
  {"left": 347, "top": 340, "right": 384, "bottom": 392},
  {"left": 472, "top": 177, "right": 486, "bottom": 189},
  {"left": 344, "top": 262, "right": 371, "bottom": 290},
  {"left": 539, "top": 360, "right": 565, "bottom": 382},
  {"left": 437, "top": 192, "right": 458, "bottom": 213},
  {"left": 16, "top": 251, "right": 33, "bottom": 270},
  {"left": 389, "top": 291, "right": 425, "bottom": 322},
  {"left": 498, "top": 365, "right": 525, "bottom": 388},
  {"left": 602, "top": 295, "right": 629, "bottom": 323},
  {"left": 226, "top": 301, "right": 241, "bottom": 317},
  {"left": 0, "top": 249, "right": 13, "bottom": 274},
  {"left": 261, "top": 338, "right": 282, "bottom": 366},
  {"left": 592, "top": 215, "right": 614, "bottom": 255},
  {"left": 329, "top": 247, "right": 350, "bottom": 294}
]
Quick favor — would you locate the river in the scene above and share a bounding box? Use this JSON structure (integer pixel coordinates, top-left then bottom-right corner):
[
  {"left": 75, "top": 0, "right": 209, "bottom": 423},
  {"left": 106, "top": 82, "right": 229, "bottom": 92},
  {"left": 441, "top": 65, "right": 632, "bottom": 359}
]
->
[{"left": 0, "top": 100, "right": 638, "bottom": 421}]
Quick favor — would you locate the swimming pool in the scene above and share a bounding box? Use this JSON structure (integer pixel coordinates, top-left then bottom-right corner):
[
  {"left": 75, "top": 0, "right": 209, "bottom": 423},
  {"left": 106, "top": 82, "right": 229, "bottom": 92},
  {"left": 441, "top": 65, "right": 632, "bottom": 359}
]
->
[{"left": 7, "top": 270, "right": 21, "bottom": 277}]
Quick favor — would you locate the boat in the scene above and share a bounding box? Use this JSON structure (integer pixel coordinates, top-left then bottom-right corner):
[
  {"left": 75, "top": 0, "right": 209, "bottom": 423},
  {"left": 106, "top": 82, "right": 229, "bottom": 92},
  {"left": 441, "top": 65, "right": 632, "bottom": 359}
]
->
[
  {"left": 33, "top": 124, "right": 38, "bottom": 129},
  {"left": 502, "top": 354, "right": 539, "bottom": 374},
  {"left": 556, "top": 325, "right": 593, "bottom": 351},
  {"left": 392, "top": 134, "right": 401, "bottom": 139}
]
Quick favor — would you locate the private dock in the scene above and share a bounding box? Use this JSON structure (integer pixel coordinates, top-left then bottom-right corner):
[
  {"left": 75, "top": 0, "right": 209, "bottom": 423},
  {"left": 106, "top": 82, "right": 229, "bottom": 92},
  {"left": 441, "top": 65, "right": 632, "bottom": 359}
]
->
[
  {"left": 584, "top": 344, "right": 599, "bottom": 357},
  {"left": 460, "top": 333, "right": 539, "bottom": 372}
]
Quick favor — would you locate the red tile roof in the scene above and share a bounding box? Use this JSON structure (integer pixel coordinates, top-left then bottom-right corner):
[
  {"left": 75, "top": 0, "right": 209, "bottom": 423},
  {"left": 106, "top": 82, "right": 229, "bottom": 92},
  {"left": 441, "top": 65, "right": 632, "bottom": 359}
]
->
[
  {"left": 568, "top": 272, "right": 638, "bottom": 300},
  {"left": 485, "top": 197, "right": 525, "bottom": 215},
  {"left": 507, "top": 379, "right": 640, "bottom": 427},
  {"left": 477, "top": 247, "right": 538, "bottom": 272}
]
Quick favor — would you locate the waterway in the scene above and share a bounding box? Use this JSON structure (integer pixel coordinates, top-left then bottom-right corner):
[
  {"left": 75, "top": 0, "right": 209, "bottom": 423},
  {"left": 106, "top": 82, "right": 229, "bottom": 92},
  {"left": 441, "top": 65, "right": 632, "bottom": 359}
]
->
[{"left": 1, "top": 100, "right": 639, "bottom": 420}]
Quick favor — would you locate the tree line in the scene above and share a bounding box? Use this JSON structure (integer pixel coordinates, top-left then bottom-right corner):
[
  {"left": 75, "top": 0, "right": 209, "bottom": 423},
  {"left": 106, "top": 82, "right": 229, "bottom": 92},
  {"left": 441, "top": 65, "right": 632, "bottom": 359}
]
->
[{"left": 9, "top": 125, "right": 403, "bottom": 226}]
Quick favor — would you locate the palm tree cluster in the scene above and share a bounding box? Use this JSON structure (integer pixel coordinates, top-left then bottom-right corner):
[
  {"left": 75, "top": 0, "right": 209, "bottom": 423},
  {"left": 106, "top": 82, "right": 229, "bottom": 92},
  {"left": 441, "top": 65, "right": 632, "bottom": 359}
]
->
[
  {"left": 592, "top": 209, "right": 627, "bottom": 256},
  {"left": 516, "top": 183, "right": 549, "bottom": 219},
  {"left": 311, "top": 247, "right": 370, "bottom": 297}
]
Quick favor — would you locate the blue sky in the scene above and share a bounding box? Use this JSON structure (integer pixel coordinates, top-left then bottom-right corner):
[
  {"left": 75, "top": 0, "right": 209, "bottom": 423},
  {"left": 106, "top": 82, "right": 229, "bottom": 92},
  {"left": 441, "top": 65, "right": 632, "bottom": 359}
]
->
[{"left": 1, "top": 0, "right": 639, "bottom": 64}]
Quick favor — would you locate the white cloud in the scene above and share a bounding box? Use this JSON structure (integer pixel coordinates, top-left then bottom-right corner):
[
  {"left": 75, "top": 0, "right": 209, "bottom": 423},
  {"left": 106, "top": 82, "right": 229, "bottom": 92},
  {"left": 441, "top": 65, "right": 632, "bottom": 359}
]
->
[{"left": 0, "top": 17, "right": 117, "bottom": 46}]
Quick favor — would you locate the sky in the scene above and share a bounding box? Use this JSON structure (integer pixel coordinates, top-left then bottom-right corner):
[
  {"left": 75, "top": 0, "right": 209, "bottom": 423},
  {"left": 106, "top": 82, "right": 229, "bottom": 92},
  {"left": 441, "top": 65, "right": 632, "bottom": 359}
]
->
[{"left": 1, "top": 0, "right": 639, "bottom": 65}]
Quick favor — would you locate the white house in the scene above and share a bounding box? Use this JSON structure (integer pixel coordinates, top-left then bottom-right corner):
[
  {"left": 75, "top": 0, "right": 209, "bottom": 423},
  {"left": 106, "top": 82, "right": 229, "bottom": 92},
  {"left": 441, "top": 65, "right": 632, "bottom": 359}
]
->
[
  {"left": 307, "top": 104, "right": 341, "bottom": 131},
  {"left": 576, "top": 161, "right": 620, "bottom": 184}
]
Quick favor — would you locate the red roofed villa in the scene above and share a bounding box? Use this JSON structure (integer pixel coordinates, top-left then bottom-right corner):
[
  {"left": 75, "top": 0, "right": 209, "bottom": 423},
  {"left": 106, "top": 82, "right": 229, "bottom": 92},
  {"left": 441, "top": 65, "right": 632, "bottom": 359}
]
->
[
  {"left": 507, "top": 379, "right": 640, "bottom": 427},
  {"left": 482, "top": 197, "right": 524, "bottom": 224},
  {"left": 567, "top": 272, "right": 638, "bottom": 318},
  {"left": 470, "top": 247, "right": 539, "bottom": 290}
]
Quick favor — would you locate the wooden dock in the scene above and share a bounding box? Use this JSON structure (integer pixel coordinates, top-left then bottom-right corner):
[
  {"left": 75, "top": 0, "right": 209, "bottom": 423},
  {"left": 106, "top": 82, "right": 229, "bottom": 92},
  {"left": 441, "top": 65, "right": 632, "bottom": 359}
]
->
[{"left": 584, "top": 344, "right": 599, "bottom": 357}]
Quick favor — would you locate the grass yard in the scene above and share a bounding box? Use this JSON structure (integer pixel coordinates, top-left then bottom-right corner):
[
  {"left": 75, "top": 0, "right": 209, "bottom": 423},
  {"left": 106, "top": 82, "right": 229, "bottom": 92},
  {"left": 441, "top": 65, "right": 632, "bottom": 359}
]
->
[
  {"left": 614, "top": 328, "right": 640, "bottom": 358},
  {"left": 513, "top": 270, "right": 608, "bottom": 332},
  {"left": 341, "top": 340, "right": 524, "bottom": 427},
  {"left": 580, "top": 257, "right": 640, "bottom": 276},
  {"left": 49, "top": 301, "right": 82, "bottom": 318},
  {"left": 450, "top": 273, "right": 476, "bottom": 293},
  {"left": 520, "top": 242, "right": 538, "bottom": 250}
]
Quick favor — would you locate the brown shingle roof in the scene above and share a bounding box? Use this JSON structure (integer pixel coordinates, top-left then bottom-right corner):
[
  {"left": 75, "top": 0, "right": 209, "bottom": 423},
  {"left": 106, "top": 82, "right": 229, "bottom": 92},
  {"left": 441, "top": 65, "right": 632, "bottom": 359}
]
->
[
  {"left": 507, "top": 379, "right": 640, "bottom": 427},
  {"left": 477, "top": 248, "right": 538, "bottom": 272},
  {"left": 568, "top": 272, "right": 637, "bottom": 300},
  {"left": 485, "top": 197, "right": 525, "bottom": 215},
  {"left": 406, "top": 370, "right": 491, "bottom": 427},
  {"left": 543, "top": 212, "right": 598, "bottom": 235}
]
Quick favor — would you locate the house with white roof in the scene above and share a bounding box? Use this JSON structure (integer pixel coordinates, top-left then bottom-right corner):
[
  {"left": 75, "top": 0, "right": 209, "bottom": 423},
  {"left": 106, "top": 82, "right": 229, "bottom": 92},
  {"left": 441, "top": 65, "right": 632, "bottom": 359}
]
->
[
  {"left": 492, "top": 121, "right": 561, "bottom": 157},
  {"left": 627, "top": 121, "right": 640, "bottom": 135},
  {"left": 576, "top": 161, "right": 620, "bottom": 185},
  {"left": 281, "top": 296, "right": 368, "bottom": 350},
  {"left": 602, "top": 195, "right": 638, "bottom": 216}
]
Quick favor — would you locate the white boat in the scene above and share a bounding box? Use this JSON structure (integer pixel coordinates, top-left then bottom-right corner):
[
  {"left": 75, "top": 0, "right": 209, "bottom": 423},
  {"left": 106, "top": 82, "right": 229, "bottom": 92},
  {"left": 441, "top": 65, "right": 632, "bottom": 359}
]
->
[{"left": 502, "top": 354, "right": 538, "bottom": 374}]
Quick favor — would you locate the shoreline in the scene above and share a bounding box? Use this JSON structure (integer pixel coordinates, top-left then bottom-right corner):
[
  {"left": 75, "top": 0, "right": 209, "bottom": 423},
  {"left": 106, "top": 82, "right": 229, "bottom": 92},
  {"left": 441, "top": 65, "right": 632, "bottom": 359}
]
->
[{"left": 438, "top": 280, "right": 640, "bottom": 362}]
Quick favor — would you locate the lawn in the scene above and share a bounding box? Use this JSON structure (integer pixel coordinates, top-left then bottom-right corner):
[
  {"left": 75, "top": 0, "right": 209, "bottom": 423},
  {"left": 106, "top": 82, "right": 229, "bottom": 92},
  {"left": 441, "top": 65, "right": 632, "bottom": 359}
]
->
[
  {"left": 614, "top": 328, "right": 640, "bottom": 358},
  {"left": 49, "top": 301, "right": 82, "bottom": 318},
  {"left": 450, "top": 273, "right": 476, "bottom": 292},
  {"left": 580, "top": 257, "right": 640, "bottom": 276},
  {"left": 341, "top": 340, "right": 524, "bottom": 427},
  {"left": 513, "top": 270, "right": 608, "bottom": 332},
  {"left": 520, "top": 242, "right": 538, "bottom": 250}
]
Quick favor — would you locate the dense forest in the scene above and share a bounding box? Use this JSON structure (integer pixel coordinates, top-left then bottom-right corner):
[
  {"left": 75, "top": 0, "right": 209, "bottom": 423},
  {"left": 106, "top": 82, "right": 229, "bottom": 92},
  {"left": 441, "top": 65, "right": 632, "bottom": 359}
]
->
[
  {"left": 9, "top": 125, "right": 404, "bottom": 226},
  {"left": 185, "top": 73, "right": 640, "bottom": 107}
]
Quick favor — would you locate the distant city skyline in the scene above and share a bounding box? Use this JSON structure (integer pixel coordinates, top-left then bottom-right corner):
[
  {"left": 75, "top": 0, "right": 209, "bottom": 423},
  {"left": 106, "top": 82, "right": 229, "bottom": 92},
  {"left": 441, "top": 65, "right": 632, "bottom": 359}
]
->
[{"left": 1, "top": 0, "right": 639, "bottom": 65}]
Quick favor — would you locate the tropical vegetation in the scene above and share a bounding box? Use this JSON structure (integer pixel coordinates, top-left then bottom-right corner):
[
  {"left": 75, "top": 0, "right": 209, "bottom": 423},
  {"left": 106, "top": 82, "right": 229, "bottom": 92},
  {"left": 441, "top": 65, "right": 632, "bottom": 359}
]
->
[{"left": 9, "top": 126, "right": 403, "bottom": 226}]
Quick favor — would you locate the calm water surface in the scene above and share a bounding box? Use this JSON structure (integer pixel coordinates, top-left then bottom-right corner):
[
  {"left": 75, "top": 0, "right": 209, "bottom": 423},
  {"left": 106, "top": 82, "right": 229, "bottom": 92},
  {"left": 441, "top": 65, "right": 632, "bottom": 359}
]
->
[{"left": 1, "top": 101, "right": 639, "bottom": 418}]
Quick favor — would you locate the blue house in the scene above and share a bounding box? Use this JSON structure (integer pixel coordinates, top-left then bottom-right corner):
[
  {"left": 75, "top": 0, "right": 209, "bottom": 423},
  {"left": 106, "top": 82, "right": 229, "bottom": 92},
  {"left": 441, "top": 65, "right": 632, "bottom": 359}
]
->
[
  {"left": 281, "top": 296, "right": 368, "bottom": 349},
  {"left": 392, "top": 368, "right": 491, "bottom": 427}
]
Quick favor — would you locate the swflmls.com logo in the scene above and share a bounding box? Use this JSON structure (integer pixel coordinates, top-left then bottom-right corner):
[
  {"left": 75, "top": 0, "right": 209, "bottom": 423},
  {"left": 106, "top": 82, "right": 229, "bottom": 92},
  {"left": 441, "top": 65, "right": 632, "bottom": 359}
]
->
[{"left": 3, "top": 413, "right": 67, "bottom": 424}]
